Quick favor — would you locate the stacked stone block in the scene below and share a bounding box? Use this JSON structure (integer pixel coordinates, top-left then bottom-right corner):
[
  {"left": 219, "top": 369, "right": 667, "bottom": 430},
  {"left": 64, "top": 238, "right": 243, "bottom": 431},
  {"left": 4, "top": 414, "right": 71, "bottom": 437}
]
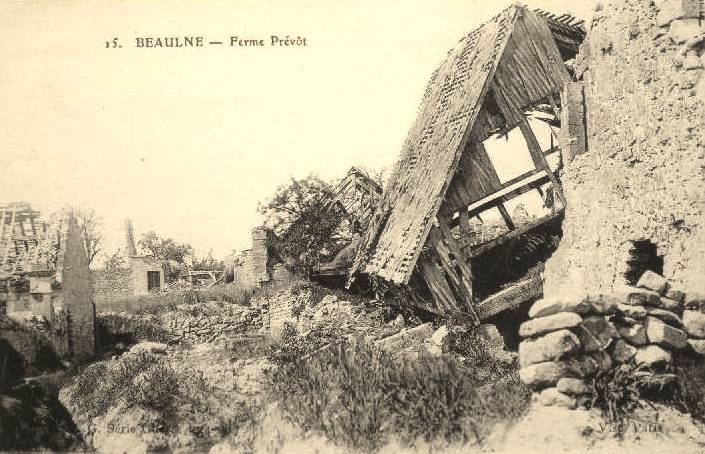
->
[{"left": 519, "top": 270, "right": 705, "bottom": 409}]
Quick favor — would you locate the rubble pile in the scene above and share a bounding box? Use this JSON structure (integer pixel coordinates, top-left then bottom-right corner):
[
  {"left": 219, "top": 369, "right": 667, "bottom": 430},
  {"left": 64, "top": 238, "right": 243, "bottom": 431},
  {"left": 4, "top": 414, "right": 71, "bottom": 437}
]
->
[
  {"left": 100, "top": 302, "right": 261, "bottom": 345},
  {"left": 519, "top": 270, "right": 705, "bottom": 409},
  {"left": 161, "top": 304, "right": 261, "bottom": 343}
]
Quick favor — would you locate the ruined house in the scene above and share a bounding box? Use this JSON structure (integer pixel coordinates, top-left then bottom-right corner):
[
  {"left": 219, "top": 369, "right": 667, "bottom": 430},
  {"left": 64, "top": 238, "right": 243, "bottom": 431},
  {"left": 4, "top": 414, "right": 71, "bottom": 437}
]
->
[
  {"left": 92, "top": 220, "right": 165, "bottom": 306},
  {"left": 348, "top": 5, "right": 586, "bottom": 324},
  {"left": 234, "top": 166, "right": 383, "bottom": 288},
  {"left": 0, "top": 203, "right": 96, "bottom": 368}
]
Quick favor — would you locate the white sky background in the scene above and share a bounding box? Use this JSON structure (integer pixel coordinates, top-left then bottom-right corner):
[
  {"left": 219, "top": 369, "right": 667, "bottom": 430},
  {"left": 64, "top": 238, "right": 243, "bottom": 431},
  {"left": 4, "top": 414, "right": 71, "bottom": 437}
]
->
[{"left": 0, "top": 0, "right": 595, "bottom": 265}]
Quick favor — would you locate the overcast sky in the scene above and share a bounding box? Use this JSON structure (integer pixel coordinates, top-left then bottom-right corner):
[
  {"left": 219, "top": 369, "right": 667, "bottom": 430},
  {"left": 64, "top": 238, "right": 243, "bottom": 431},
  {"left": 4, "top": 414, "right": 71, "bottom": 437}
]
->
[{"left": 0, "top": 0, "right": 595, "bottom": 264}]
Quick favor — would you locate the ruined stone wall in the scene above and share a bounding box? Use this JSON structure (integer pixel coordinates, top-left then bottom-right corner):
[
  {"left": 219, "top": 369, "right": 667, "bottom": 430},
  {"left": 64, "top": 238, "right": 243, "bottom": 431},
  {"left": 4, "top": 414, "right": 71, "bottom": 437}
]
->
[
  {"left": 544, "top": 0, "right": 705, "bottom": 297},
  {"left": 129, "top": 256, "right": 164, "bottom": 295},
  {"left": 0, "top": 316, "right": 38, "bottom": 367},
  {"left": 251, "top": 228, "right": 271, "bottom": 284},
  {"left": 60, "top": 216, "right": 95, "bottom": 359},
  {"left": 91, "top": 268, "right": 133, "bottom": 307},
  {"left": 232, "top": 249, "right": 258, "bottom": 290}
]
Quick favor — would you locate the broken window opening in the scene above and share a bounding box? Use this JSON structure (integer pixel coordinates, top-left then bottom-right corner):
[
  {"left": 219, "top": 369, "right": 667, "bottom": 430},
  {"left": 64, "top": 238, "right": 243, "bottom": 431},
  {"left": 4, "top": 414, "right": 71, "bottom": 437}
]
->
[
  {"left": 624, "top": 240, "right": 663, "bottom": 286},
  {"left": 147, "top": 271, "right": 161, "bottom": 292}
]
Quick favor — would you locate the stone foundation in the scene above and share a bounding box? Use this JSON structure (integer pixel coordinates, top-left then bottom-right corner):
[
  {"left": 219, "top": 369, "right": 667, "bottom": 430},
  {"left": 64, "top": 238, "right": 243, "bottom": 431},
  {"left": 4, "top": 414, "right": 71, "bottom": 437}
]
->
[{"left": 519, "top": 270, "right": 704, "bottom": 408}]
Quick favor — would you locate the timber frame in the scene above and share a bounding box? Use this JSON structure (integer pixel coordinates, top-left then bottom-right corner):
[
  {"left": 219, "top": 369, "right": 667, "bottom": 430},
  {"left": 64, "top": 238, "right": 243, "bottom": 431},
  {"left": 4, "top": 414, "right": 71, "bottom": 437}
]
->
[{"left": 349, "top": 4, "right": 586, "bottom": 325}]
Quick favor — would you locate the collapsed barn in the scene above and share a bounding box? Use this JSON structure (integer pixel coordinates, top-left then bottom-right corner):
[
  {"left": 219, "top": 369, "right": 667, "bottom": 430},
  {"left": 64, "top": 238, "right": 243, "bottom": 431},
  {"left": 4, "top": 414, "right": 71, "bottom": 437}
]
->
[
  {"left": 234, "top": 166, "right": 383, "bottom": 289},
  {"left": 0, "top": 203, "right": 96, "bottom": 378},
  {"left": 348, "top": 5, "right": 586, "bottom": 326}
]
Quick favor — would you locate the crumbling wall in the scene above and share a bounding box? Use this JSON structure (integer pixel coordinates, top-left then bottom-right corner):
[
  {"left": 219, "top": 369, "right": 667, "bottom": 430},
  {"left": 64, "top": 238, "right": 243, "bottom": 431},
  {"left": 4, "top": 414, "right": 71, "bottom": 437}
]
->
[
  {"left": 128, "top": 256, "right": 164, "bottom": 295},
  {"left": 0, "top": 316, "right": 38, "bottom": 368},
  {"left": 91, "top": 268, "right": 133, "bottom": 307},
  {"left": 545, "top": 0, "right": 705, "bottom": 297},
  {"left": 60, "top": 216, "right": 95, "bottom": 359}
]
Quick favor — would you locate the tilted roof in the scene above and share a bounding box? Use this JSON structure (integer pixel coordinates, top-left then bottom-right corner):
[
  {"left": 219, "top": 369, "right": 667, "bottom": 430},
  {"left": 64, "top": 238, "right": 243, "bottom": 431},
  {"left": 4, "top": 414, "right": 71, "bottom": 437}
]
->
[
  {"left": 350, "top": 5, "right": 576, "bottom": 285},
  {"left": 0, "top": 203, "right": 59, "bottom": 279}
]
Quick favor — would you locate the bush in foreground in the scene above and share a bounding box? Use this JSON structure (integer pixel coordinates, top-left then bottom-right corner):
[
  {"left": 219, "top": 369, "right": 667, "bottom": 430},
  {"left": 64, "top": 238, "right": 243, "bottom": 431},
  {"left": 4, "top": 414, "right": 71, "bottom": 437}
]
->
[{"left": 266, "top": 338, "right": 530, "bottom": 451}]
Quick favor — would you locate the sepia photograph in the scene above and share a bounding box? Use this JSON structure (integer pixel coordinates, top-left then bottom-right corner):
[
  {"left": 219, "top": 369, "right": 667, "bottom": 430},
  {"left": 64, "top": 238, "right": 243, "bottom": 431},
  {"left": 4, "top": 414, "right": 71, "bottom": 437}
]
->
[{"left": 1, "top": 0, "right": 705, "bottom": 452}]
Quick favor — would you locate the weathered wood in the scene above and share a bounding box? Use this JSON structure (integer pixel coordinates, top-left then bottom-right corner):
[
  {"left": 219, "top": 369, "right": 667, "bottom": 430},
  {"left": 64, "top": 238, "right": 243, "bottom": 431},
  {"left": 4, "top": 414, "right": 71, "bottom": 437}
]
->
[
  {"left": 462, "top": 209, "right": 563, "bottom": 257},
  {"left": 560, "top": 82, "right": 587, "bottom": 162},
  {"left": 430, "top": 223, "right": 480, "bottom": 324},
  {"left": 518, "top": 118, "right": 566, "bottom": 207},
  {"left": 459, "top": 210, "right": 471, "bottom": 237},
  {"left": 447, "top": 148, "right": 560, "bottom": 229},
  {"left": 441, "top": 138, "right": 504, "bottom": 218},
  {"left": 417, "top": 253, "right": 458, "bottom": 314},
  {"left": 497, "top": 203, "right": 516, "bottom": 230},
  {"left": 477, "top": 274, "right": 544, "bottom": 320},
  {"left": 465, "top": 172, "right": 551, "bottom": 219}
]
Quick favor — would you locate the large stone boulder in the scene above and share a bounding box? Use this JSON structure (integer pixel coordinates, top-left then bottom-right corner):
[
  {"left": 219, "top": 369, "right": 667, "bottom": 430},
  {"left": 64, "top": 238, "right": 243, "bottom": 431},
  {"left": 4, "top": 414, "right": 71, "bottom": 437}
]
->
[
  {"left": 612, "top": 286, "right": 661, "bottom": 306},
  {"left": 636, "top": 270, "right": 669, "bottom": 295},
  {"left": 683, "top": 310, "right": 705, "bottom": 338},
  {"left": 535, "top": 387, "right": 577, "bottom": 409},
  {"left": 519, "top": 330, "right": 581, "bottom": 368},
  {"left": 529, "top": 296, "right": 616, "bottom": 319},
  {"left": 519, "top": 313, "right": 582, "bottom": 338},
  {"left": 556, "top": 378, "right": 590, "bottom": 396},
  {"left": 645, "top": 308, "right": 683, "bottom": 327},
  {"left": 688, "top": 339, "right": 705, "bottom": 355},
  {"left": 129, "top": 342, "right": 168, "bottom": 355},
  {"left": 375, "top": 323, "right": 434, "bottom": 352},
  {"left": 617, "top": 322, "right": 647, "bottom": 346},
  {"left": 635, "top": 345, "right": 672, "bottom": 367},
  {"left": 645, "top": 316, "right": 688, "bottom": 349},
  {"left": 576, "top": 316, "right": 617, "bottom": 352},
  {"left": 519, "top": 361, "right": 568, "bottom": 388},
  {"left": 611, "top": 339, "right": 638, "bottom": 363}
]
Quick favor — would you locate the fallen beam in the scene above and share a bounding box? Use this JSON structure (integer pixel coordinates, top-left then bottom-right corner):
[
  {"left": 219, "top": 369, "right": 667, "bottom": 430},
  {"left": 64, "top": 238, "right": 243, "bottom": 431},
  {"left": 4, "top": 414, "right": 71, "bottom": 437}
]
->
[{"left": 476, "top": 273, "right": 543, "bottom": 320}]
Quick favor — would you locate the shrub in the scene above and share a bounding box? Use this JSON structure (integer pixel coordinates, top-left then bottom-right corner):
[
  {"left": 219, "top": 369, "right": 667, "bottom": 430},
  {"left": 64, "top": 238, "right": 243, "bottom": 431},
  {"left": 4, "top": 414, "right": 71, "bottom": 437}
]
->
[
  {"left": 589, "top": 364, "right": 643, "bottom": 437},
  {"left": 265, "top": 322, "right": 341, "bottom": 366},
  {"left": 127, "top": 356, "right": 179, "bottom": 411},
  {"left": 673, "top": 352, "right": 705, "bottom": 421},
  {"left": 267, "top": 338, "right": 531, "bottom": 451},
  {"left": 64, "top": 352, "right": 178, "bottom": 423},
  {"left": 97, "top": 313, "right": 172, "bottom": 346}
]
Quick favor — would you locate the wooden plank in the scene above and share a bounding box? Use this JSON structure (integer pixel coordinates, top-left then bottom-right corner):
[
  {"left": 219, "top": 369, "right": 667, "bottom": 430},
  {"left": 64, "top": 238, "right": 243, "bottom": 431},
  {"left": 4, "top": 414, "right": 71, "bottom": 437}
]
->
[
  {"left": 477, "top": 274, "right": 543, "bottom": 320},
  {"left": 465, "top": 173, "right": 551, "bottom": 219},
  {"left": 431, "top": 223, "right": 480, "bottom": 324},
  {"left": 417, "top": 253, "right": 458, "bottom": 314},
  {"left": 497, "top": 203, "right": 516, "bottom": 230},
  {"left": 518, "top": 118, "right": 567, "bottom": 207},
  {"left": 463, "top": 209, "right": 563, "bottom": 257},
  {"left": 427, "top": 229, "right": 472, "bottom": 302},
  {"left": 446, "top": 148, "right": 560, "bottom": 229},
  {"left": 459, "top": 210, "right": 471, "bottom": 237}
]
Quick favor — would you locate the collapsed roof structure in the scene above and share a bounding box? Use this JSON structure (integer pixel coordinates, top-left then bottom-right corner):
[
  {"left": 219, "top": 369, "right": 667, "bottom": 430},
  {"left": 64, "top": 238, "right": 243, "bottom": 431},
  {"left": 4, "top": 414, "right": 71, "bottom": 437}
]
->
[{"left": 348, "top": 5, "right": 586, "bottom": 323}]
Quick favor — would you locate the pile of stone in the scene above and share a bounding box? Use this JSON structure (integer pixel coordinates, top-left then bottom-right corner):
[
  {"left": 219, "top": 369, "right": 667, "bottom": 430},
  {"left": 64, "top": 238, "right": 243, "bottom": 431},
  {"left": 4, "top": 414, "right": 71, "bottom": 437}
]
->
[
  {"left": 519, "top": 270, "right": 704, "bottom": 409},
  {"left": 162, "top": 305, "right": 262, "bottom": 343}
]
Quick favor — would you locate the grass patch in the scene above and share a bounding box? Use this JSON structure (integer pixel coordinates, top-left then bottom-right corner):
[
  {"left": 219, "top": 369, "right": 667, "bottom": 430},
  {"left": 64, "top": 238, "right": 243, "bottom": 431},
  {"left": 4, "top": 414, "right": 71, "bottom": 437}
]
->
[
  {"left": 266, "top": 336, "right": 530, "bottom": 451},
  {"left": 63, "top": 352, "right": 179, "bottom": 424},
  {"left": 96, "top": 282, "right": 256, "bottom": 316},
  {"left": 97, "top": 313, "right": 172, "bottom": 346}
]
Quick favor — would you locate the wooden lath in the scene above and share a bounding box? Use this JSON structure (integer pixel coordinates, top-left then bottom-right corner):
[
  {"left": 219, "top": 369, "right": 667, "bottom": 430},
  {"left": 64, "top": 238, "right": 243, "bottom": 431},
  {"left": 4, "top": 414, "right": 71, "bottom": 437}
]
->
[{"left": 349, "top": 6, "right": 580, "bottom": 322}]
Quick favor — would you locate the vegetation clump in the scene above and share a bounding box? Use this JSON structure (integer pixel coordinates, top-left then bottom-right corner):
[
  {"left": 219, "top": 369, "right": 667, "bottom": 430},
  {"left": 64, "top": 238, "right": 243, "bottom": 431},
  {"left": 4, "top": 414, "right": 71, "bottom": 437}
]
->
[{"left": 266, "top": 330, "right": 531, "bottom": 451}]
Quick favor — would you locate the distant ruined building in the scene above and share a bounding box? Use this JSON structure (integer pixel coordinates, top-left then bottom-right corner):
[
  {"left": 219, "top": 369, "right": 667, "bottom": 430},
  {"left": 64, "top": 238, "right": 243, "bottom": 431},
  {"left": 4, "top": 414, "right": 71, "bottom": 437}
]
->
[
  {"left": 0, "top": 203, "right": 96, "bottom": 377},
  {"left": 233, "top": 167, "right": 383, "bottom": 289},
  {"left": 91, "top": 219, "right": 165, "bottom": 307}
]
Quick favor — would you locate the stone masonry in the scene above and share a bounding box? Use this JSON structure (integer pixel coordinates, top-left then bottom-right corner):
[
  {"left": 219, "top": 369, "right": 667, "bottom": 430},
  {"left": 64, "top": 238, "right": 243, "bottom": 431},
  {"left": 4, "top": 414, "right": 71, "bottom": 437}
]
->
[
  {"left": 544, "top": 0, "right": 705, "bottom": 297},
  {"left": 519, "top": 270, "right": 704, "bottom": 408}
]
